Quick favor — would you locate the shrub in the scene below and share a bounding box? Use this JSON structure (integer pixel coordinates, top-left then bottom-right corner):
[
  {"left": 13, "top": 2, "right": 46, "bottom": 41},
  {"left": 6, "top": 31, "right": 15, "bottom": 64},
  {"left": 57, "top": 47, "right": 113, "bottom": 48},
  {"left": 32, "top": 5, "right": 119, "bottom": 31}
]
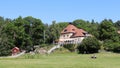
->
[
  {"left": 103, "top": 40, "right": 114, "bottom": 51},
  {"left": 113, "top": 43, "right": 120, "bottom": 53},
  {"left": 77, "top": 37, "right": 101, "bottom": 54},
  {"left": 63, "top": 44, "right": 77, "bottom": 52},
  {"left": 104, "top": 40, "right": 120, "bottom": 53}
]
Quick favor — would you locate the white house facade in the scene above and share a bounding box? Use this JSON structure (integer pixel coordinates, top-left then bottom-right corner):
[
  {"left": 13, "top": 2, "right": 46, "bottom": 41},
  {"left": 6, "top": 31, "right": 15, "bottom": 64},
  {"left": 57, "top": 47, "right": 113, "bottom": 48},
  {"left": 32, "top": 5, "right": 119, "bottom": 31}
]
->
[{"left": 59, "top": 23, "right": 89, "bottom": 44}]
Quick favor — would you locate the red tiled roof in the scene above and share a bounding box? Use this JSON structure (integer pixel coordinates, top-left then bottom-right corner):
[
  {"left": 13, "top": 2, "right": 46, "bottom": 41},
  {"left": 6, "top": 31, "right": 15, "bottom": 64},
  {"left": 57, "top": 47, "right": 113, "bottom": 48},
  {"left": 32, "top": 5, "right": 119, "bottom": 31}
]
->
[
  {"left": 61, "top": 24, "right": 78, "bottom": 34},
  {"left": 61, "top": 24, "right": 87, "bottom": 37},
  {"left": 71, "top": 29, "right": 86, "bottom": 37}
]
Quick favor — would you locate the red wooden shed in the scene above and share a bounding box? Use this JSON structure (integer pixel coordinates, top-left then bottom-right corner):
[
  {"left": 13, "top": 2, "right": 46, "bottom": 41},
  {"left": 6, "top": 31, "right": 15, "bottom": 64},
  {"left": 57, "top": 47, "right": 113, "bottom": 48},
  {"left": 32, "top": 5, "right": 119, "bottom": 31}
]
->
[{"left": 11, "top": 47, "right": 20, "bottom": 56}]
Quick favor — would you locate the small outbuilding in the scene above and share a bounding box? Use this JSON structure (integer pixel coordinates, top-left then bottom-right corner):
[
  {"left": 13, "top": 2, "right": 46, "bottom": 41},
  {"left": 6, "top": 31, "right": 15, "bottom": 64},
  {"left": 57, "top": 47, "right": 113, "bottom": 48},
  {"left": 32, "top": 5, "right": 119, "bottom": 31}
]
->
[{"left": 11, "top": 47, "right": 20, "bottom": 56}]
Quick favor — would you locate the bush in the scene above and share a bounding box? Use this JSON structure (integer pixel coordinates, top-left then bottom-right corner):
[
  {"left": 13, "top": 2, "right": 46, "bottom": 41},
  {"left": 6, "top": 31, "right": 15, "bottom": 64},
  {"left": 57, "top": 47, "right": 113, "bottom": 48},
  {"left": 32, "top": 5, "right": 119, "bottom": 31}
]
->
[
  {"left": 104, "top": 40, "right": 120, "bottom": 53},
  {"left": 77, "top": 37, "right": 101, "bottom": 54},
  {"left": 113, "top": 43, "right": 120, "bottom": 53},
  {"left": 103, "top": 40, "right": 120, "bottom": 53},
  {"left": 63, "top": 44, "right": 77, "bottom": 52},
  {"left": 103, "top": 40, "right": 114, "bottom": 51}
]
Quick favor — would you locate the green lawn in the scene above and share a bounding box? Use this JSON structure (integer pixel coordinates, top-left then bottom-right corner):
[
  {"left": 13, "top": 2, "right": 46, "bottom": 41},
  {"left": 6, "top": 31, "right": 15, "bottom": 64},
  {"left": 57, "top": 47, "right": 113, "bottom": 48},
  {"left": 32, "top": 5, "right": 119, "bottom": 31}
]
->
[{"left": 0, "top": 52, "right": 120, "bottom": 68}]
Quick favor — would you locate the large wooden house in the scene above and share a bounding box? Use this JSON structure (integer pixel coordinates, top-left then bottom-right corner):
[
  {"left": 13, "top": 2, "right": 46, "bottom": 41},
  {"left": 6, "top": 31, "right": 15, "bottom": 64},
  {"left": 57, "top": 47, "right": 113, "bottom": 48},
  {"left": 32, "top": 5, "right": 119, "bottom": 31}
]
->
[{"left": 59, "top": 23, "right": 89, "bottom": 44}]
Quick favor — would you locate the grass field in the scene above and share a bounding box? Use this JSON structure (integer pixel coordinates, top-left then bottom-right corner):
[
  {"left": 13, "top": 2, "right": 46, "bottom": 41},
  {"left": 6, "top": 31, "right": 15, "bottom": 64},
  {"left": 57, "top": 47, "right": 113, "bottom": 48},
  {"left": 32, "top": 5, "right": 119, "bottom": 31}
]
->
[{"left": 0, "top": 52, "right": 120, "bottom": 68}]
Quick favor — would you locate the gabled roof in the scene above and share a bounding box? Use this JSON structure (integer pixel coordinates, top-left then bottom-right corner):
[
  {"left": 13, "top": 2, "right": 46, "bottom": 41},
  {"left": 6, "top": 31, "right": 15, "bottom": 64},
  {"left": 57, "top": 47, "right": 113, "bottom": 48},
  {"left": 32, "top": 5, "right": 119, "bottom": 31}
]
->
[
  {"left": 71, "top": 29, "right": 86, "bottom": 37},
  {"left": 61, "top": 23, "right": 87, "bottom": 37},
  {"left": 61, "top": 24, "right": 78, "bottom": 34}
]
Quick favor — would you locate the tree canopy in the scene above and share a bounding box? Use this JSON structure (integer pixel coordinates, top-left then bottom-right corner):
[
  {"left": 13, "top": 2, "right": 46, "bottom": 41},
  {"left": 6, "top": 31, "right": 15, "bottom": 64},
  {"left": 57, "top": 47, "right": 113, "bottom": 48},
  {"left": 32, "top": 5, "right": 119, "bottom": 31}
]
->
[
  {"left": 0, "top": 16, "right": 120, "bottom": 56},
  {"left": 99, "top": 19, "right": 117, "bottom": 41}
]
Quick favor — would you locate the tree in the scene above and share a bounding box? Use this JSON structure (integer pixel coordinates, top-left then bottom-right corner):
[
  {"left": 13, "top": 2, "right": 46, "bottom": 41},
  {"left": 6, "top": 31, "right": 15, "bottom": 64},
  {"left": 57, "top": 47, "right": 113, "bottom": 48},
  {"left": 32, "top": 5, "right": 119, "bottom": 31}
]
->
[
  {"left": 115, "top": 20, "right": 120, "bottom": 30},
  {"left": 88, "top": 20, "right": 100, "bottom": 39},
  {"left": 104, "top": 40, "right": 120, "bottom": 53},
  {"left": 99, "top": 19, "right": 117, "bottom": 41},
  {"left": 48, "top": 21, "right": 61, "bottom": 43},
  {"left": 103, "top": 40, "right": 115, "bottom": 51},
  {"left": 0, "top": 21, "right": 15, "bottom": 56},
  {"left": 72, "top": 19, "right": 91, "bottom": 31},
  {"left": 24, "top": 16, "right": 45, "bottom": 45},
  {"left": 44, "top": 22, "right": 68, "bottom": 44},
  {"left": 12, "top": 16, "right": 32, "bottom": 50},
  {"left": 77, "top": 37, "right": 101, "bottom": 54},
  {"left": 0, "top": 33, "right": 14, "bottom": 56},
  {"left": 0, "top": 16, "right": 4, "bottom": 23},
  {"left": 57, "top": 22, "right": 68, "bottom": 30},
  {"left": 99, "top": 19, "right": 120, "bottom": 52}
]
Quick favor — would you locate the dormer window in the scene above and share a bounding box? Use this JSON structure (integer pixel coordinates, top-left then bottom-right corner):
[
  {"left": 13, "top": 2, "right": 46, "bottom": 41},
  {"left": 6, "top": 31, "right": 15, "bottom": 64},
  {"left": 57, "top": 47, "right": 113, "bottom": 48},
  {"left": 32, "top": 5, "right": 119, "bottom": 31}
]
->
[
  {"left": 72, "top": 29, "right": 75, "bottom": 31},
  {"left": 64, "top": 29, "right": 67, "bottom": 32}
]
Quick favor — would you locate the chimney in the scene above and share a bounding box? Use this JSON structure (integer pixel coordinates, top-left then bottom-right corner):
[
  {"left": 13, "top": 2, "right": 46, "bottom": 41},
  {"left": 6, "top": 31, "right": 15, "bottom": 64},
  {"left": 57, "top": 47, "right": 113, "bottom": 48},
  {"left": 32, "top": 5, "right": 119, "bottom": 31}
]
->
[{"left": 69, "top": 22, "right": 72, "bottom": 24}]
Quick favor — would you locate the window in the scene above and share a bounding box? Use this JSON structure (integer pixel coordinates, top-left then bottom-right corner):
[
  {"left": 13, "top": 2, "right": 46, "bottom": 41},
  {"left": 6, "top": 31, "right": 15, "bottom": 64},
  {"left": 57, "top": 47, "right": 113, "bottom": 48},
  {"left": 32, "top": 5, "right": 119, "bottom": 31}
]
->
[
  {"left": 64, "top": 29, "right": 67, "bottom": 32},
  {"left": 63, "top": 35, "right": 65, "bottom": 37},
  {"left": 72, "top": 29, "right": 75, "bottom": 31},
  {"left": 67, "top": 35, "right": 69, "bottom": 37}
]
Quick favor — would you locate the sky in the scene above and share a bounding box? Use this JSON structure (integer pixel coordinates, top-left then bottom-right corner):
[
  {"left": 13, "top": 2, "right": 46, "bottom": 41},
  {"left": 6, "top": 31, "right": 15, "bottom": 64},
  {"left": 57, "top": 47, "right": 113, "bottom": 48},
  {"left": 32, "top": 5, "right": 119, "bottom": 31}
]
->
[{"left": 0, "top": 0, "right": 120, "bottom": 24}]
